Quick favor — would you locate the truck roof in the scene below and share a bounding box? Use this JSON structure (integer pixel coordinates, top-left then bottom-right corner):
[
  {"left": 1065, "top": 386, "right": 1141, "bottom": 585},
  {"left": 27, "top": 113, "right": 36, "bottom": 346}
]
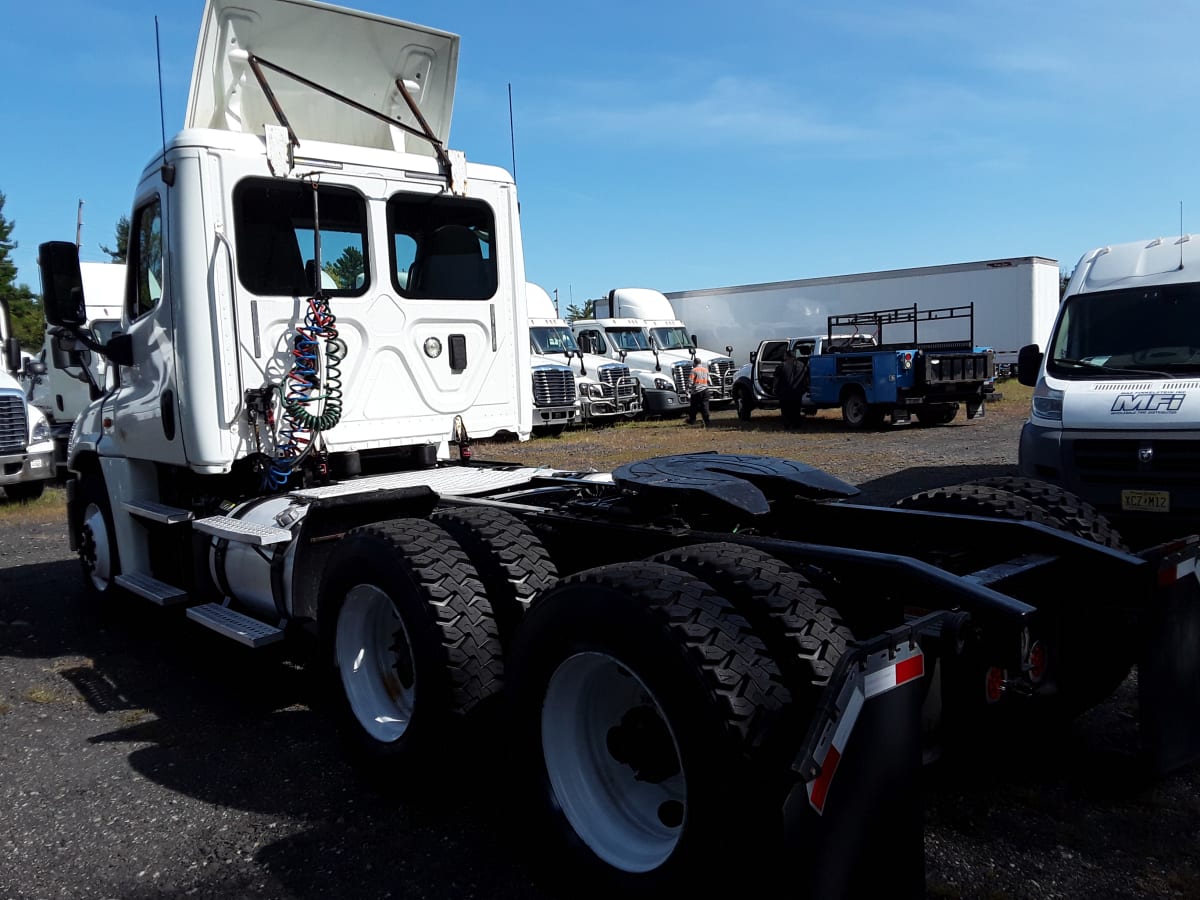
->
[
  {"left": 187, "top": 0, "right": 458, "bottom": 155},
  {"left": 1069, "top": 234, "right": 1200, "bottom": 295}
]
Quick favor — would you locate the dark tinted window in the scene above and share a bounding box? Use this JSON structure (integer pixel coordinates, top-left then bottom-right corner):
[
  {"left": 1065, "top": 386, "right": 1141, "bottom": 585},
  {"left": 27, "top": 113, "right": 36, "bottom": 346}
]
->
[
  {"left": 234, "top": 179, "right": 369, "bottom": 297},
  {"left": 127, "top": 199, "right": 163, "bottom": 322},
  {"left": 388, "top": 194, "right": 496, "bottom": 300}
]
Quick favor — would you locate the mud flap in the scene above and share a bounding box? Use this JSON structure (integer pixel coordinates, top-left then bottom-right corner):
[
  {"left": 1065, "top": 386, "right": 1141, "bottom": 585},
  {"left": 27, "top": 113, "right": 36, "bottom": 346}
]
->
[
  {"left": 1138, "top": 537, "right": 1200, "bottom": 775},
  {"left": 966, "top": 396, "right": 985, "bottom": 419},
  {"left": 782, "top": 613, "right": 962, "bottom": 899}
]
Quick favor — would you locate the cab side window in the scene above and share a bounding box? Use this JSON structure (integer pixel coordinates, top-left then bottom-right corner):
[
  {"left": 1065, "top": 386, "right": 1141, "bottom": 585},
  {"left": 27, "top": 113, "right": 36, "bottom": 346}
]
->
[{"left": 127, "top": 199, "right": 163, "bottom": 322}]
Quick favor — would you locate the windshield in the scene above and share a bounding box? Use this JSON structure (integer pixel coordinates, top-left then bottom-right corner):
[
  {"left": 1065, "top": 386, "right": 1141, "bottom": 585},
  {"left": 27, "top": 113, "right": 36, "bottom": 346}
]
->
[
  {"left": 649, "top": 326, "right": 694, "bottom": 351},
  {"left": 605, "top": 327, "right": 652, "bottom": 352},
  {"left": 1048, "top": 283, "right": 1200, "bottom": 377},
  {"left": 531, "top": 326, "right": 579, "bottom": 355}
]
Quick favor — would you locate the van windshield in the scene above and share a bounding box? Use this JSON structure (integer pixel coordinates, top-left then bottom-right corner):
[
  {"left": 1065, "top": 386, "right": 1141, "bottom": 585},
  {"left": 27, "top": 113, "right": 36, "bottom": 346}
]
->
[
  {"left": 649, "top": 326, "right": 694, "bottom": 351},
  {"left": 531, "top": 326, "right": 579, "bottom": 355},
  {"left": 1048, "top": 283, "right": 1200, "bottom": 376}
]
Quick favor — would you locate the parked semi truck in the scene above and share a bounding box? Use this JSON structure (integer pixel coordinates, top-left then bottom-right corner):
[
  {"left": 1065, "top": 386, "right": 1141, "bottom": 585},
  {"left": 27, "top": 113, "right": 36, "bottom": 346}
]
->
[
  {"left": 1018, "top": 233, "right": 1200, "bottom": 548},
  {"left": 666, "top": 256, "right": 1061, "bottom": 370},
  {"left": 33, "top": 2, "right": 1200, "bottom": 896},
  {"left": 21, "top": 261, "right": 125, "bottom": 476},
  {"left": 0, "top": 301, "right": 56, "bottom": 501},
  {"left": 573, "top": 287, "right": 737, "bottom": 413},
  {"left": 526, "top": 281, "right": 640, "bottom": 428}
]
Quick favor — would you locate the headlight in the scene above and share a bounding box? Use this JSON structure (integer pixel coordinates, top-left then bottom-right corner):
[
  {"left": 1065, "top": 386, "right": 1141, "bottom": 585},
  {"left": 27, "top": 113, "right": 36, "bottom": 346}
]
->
[
  {"left": 1031, "top": 382, "right": 1063, "bottom": 421},
  {"left": 30, "top": 414, "right": 52, "bottom": 444},
  {"left": 654, "top": 378, "right": 673, "bottom": 391},
  {"left": 585, "top": 382, "right": 606, "bottom": 399}
]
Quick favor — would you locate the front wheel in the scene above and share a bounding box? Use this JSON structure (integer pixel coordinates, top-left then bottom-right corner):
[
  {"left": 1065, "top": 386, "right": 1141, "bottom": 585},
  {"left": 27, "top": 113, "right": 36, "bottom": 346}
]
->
[
  {"left": 74, "top": 471, "right": 120, "bottom": 600},
  {"left": 506, "top": 562, "right": 794, "bottom": 896},
  {"left": 733, "top": 387, "right": 754, "bottom": 420}
]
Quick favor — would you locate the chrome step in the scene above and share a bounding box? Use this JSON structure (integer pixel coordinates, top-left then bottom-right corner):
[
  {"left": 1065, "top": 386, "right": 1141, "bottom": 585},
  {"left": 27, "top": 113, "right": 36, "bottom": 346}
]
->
[
  {"left": 186, "top": 603, "right": 285, "bottom": 648},
  {"left": 122, "top": 500, "right": 195, "bottom": 525},
  {"left": 115, "top": 572, "right": 189, "bottom": 606},
  {"left": 192, "top": 516, "right": 292, "bottom": 546}
]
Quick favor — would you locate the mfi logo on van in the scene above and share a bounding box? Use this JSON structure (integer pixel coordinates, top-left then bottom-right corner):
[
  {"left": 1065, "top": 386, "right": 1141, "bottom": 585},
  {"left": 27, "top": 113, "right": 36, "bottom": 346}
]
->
[{"left": 1110, "top": 392, "right": 1186, "bottom": 415}]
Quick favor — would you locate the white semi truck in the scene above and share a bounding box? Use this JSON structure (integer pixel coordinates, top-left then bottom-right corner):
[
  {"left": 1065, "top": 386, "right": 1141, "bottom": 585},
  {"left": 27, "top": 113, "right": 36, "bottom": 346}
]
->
[
  {"left": 1018, "top": 233, "right": 1200, "bottom": 548},
  {"left": 526, "top": 282, "right": 639, "bottom": 428},
  {"left": 666, "top": 256, "right": 1061, "bottom": 370},
  {"left": 33, "top": 2, "right": 1200, "bottom": 895},
  {"left": 572, "top": 288, "right": 737, "bottom": 415},
  {"left": 0, "top": 302, "right": 56, "bottom": 501},
  {"left": 22, "top": 261, "right": 125, "bottom": 476}
]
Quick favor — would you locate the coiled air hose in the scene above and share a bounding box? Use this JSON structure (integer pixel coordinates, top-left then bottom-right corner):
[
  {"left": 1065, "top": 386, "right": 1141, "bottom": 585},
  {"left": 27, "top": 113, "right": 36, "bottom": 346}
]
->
[{"left": 267, "top": 294, "right": 345, "bottom": 488}]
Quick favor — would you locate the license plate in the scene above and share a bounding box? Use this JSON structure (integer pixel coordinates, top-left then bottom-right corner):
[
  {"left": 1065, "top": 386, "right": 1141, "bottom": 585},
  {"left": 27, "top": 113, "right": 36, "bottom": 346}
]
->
[{"left": 1121, "top": 490, "right": 1170, "bottom": 513}]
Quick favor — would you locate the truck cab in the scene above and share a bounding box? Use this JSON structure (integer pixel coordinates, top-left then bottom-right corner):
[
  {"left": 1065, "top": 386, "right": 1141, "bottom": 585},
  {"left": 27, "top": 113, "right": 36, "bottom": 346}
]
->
[
  {"left": 1018, "top": 233, "right": 1200, "bottom": 544},
  {"left": 37, "top": 0, "right": 531, "bottom": 602},
  {"left": 22, "top": 261, "right": 124, "bottom": 476},
  {"left": 526, "top": 282, "right": 639, "bottom": 427},
  {"left": 0, "top": 301, "right": 56, "bottom": 501}
]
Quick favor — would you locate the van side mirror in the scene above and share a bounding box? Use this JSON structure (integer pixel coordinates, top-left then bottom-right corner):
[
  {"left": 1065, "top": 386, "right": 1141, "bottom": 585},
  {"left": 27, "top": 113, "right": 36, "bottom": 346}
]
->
[
  {"left": 1017, "top": 344, "right": 1043, "bottom": 387},
  {"left": 38, "top": 241, "right": 87, "bottom": 327}
]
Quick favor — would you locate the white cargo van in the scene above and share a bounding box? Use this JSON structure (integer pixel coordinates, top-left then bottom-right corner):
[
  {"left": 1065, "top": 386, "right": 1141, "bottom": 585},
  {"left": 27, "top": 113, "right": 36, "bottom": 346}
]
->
[{"left": 1018, "top": 233, "right": 1200, "bottom": 544}]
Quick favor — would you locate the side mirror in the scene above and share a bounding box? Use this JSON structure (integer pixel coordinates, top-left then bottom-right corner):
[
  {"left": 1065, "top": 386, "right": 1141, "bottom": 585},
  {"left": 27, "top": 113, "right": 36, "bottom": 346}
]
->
[
  {"left": 3, "top": 337, "right": 20, "bottom": 375},
  {"left": 25, "top": 359, "right": 48, "bottom": 377},
  {"left": 1017, "top": 344, "right": 1043, "bottom": 387},
  {"left": 749, "top": 350, "right": 758, "bottom": 365},
  {"left": 38, "top": 241, "right": 87, "bottom": 327},
  {"left": 725, "top": 345, "right": 733, "bottom": 356}
]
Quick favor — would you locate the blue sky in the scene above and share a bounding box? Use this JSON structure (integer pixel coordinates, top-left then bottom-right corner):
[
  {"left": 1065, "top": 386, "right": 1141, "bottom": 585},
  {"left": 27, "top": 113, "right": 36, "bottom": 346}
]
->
[{"left": 2, "top": 0, "right": 1197, "bottom": 309}]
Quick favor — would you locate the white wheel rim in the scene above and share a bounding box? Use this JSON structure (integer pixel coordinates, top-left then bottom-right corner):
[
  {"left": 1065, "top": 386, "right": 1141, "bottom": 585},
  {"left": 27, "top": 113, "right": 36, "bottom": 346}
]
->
[
  {"left": 336, "top": 584, "right": 416, "bottom": 743},
  {"left": 82, "top": 501, "right": 112, "bottom": 591},
  {"left": 542, "top": 652, "right": 686, "bottom": 873}
]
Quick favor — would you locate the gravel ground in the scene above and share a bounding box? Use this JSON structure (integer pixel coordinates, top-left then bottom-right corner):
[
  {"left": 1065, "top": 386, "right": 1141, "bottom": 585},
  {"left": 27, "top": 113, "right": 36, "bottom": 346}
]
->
[{"left": 2, "top": 393, "right": 1199, "bottom": 899}]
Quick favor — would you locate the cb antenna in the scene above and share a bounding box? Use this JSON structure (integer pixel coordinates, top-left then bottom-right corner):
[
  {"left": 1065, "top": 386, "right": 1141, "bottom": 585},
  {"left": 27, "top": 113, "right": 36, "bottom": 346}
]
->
[
  {"left": 155, "top": 17, "right": 175, "bottom": 185},
  {"left": 508, "top": 83, "right": 518, "bottom": 183},
  {"left": 1180, "top": 200, "right": 1185, "bottom": 270}
]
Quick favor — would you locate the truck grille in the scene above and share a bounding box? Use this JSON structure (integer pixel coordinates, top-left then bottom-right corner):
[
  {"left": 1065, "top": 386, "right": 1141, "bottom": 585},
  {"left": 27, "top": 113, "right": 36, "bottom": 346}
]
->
[
  {"left": 672, "top": 358, "right": 735, "bottom": 397},
  {"left": 1072, "top": 438, "right": 1200, "bottom": 487},
  {"left": 0, "top": 394, "right": 28, "bottom": 454},
  {"left": 598, "top": 365, "right": 637, "bottom": 399},
  {"left": 532, "top": 367, "right": 576, "bottom": 406}
]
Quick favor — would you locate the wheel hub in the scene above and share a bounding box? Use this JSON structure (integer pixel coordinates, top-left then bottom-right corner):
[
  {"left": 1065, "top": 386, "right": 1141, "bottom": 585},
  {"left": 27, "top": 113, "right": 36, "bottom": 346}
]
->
[{"left": 606, "top": 705, "right": 680, "bottom": 784}]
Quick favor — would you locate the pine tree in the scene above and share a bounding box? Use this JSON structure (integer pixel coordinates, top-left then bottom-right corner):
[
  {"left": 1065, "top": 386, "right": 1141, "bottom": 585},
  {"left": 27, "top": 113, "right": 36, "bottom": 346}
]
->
[
  {"left": 100, "top": 214, "right": 130, "bottom": 264},
  {"left": 0, "top": 191, "right": 43, "bottom": 350}
]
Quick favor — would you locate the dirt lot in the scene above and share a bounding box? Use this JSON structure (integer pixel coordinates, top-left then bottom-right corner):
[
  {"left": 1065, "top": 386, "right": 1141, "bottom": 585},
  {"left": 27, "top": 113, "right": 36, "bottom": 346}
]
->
[{"left": 2, "top": 386, "right": 1199, "bottom": 899}]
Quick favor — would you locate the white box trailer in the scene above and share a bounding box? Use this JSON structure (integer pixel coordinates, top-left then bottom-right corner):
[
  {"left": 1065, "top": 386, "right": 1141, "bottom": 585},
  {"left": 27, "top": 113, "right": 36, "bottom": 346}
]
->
[{"left": 665, "top": 256, "right": 1061, "bottom": 367}]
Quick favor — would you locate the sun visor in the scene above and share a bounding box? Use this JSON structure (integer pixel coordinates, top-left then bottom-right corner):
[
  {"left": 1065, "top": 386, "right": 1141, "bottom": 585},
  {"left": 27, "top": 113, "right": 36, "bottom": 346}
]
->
[{"left": 186, "top": 0, "right": 459, "bottom": 154}]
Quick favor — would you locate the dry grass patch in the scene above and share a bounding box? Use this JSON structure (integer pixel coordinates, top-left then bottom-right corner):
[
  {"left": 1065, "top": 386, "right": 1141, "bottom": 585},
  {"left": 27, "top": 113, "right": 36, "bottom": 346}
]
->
[
  {"left": 0, "top": 486, "right": 68, "bottom": 525},
  {"left": 24, "top": 686, "right": 70, "bottom": 705}
]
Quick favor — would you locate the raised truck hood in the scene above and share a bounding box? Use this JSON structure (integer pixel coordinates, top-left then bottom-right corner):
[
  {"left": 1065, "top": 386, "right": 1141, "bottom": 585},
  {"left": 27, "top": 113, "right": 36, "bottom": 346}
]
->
[
  {"left": 187, "top": 0, "right": 458, "bottom": 154},
  {"left": 1062, "top": 379, "right": 1200, "bottom": 431}
]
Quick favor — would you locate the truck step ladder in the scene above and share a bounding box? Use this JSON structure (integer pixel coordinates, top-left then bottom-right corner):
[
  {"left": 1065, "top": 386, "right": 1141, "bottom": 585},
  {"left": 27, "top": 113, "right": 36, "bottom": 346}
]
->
[
  {"left": 115, "top": 572, "right": 189, "bottom": 606},
  {"left": 192, "top": 516, "right": 292, "bottom": 546},
  {"left": 187, "top": 603, "right": 285, "bottom": 648},
  {"left": 121, "top": 500, "right": 195, "bottom": 525}
]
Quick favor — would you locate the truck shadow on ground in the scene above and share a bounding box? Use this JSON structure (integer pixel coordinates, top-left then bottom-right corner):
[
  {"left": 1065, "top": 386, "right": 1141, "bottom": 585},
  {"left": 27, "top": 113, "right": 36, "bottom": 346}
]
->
[{"left": 1, "top": 557, "right": 552, "bottom": 899}]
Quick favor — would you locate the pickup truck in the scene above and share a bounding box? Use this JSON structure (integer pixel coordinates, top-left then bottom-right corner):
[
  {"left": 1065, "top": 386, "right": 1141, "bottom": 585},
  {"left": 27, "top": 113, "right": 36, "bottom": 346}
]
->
[
  {"left": 735, "top": 304, "right": 996, "bottom": 428},
  {"left": 733, "top": 333, "right": 876, "bottom": 422}
]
